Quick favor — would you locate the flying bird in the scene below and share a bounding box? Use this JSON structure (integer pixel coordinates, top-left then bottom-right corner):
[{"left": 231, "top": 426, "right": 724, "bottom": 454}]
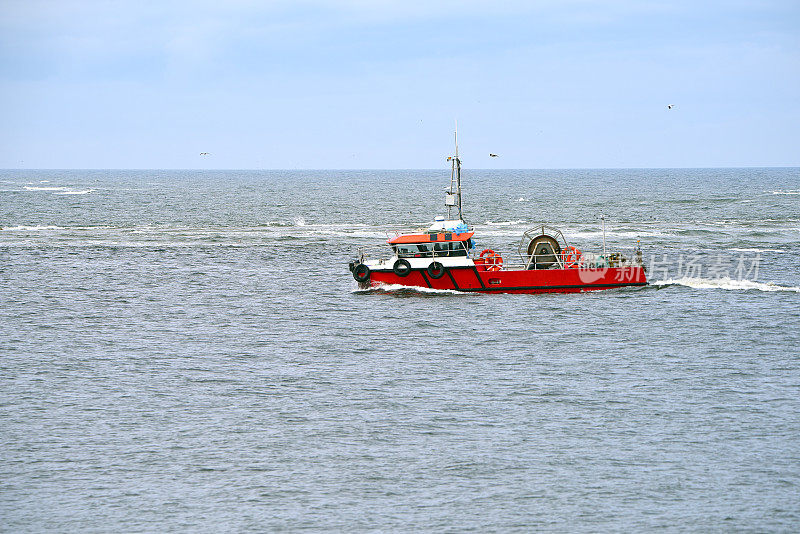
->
[
  {"left": 489, "top": 153, "right": 499, "bottom": 158},
  {"left": 200, "top": 152, "right": 210, "bottom": 156}
]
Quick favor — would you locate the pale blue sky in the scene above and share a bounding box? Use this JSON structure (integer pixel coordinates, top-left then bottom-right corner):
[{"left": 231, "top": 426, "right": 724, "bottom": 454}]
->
[{"left": 1, "top": 0, "right": 798, "bottom": 169}]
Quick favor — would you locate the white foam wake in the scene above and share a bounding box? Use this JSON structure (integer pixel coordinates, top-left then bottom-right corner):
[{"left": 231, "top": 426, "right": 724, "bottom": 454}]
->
[
  {"left": 356, "top": 283, "right": 464, "bottom": 295},
  {"left": 654, "top": 276, "right": 800, "bottom": 293},
  {"left": 771, "top": 190, "right": 800, "bottom": 195}
]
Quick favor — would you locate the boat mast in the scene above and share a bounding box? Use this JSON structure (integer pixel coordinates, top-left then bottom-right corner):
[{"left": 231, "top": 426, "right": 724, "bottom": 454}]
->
[
  {"left": 455, "top": 127, "right": 463, "bottom": 221},
  {"left": 601, "top": 213, "right": 607, "bottom": 257},
  {"left": 445, "top": 123, "right": 464, "bottom": 222}
]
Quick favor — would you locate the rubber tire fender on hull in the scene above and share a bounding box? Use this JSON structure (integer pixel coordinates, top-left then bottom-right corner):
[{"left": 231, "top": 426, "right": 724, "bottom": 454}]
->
[
  {"left": 427, "top": 261, "right": 446, "bottom": 279},
  {"left": 353, "top": 263, "right": 370, "bottom": 283},
  {"left": 393, "top": 259, "right": 412, "bottom": 277}
]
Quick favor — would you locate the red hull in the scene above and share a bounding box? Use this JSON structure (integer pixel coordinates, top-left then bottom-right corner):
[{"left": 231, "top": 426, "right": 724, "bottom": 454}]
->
[{"left": 367, "top": 266, "right": 647, "bottom": 294}]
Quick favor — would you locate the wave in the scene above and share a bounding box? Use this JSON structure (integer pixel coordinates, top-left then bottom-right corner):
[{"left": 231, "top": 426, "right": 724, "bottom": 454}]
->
[
  {"left": 1, "top": 225, "right": 64, "bottom": 231},
  {"left": 313, "top": 230, "right": 390, "bottom": 239},
  {"left": 729, "top": 247, "right": 786, "bottom": 253},
  {"left": 568, "top": 230, "right": 672, "bottom": 239},
  {"left": 24, "top": 186, "right": 69, "bottom": 191},
  {"left": 355, "top": 283, "right": 465, "bottom": 295},
  {"left": 0, "top": 240, "right": 263, "bottom": 248},
  {"left": 0, "top": 223, "right": 387, "bottom": 238},
  {"left": 653, "top": 276, "right": 800, "bottom": 293},
  {"left": 770, "top": 190, "right": 800, "bottom": 195},
  {"left": 54, "top": 189, "right": 94, "bottom": 195},
  {"left": 675, "top": 228, "right": 717, "bottom": 236},
  {"left": 485, "top": 220, "right": 526, "bottom": 226},
  {"left": 261, "top": 217, "right": 308, "bottom": 227}
]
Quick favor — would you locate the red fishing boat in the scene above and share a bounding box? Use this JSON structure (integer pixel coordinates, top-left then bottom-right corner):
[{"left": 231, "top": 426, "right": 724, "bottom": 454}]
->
[{"left": 349, "top": 135, "right": 647, "bottom": 294}]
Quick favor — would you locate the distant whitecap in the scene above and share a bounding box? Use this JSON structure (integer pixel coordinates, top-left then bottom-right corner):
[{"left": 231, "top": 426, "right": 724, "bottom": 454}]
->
[
  {"left": 484, "top": 220, "right": 525, "bottom": 226},
  {"left": 54, "top": 189, "right": 94, "bottom": 195},
  {"left": 24, "top": 186, "right": 69, "bottom": 191}
]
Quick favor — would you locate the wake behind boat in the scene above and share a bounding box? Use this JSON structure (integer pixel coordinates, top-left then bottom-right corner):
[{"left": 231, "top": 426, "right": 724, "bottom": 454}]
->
[{"left": 349, "top": 135, "right": 647, "bottom": 294}]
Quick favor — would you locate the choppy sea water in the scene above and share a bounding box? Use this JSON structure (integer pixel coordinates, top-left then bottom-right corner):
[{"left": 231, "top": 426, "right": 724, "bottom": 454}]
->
[{"left": 2, "top": 168, "right": 799, "bottom": 531}]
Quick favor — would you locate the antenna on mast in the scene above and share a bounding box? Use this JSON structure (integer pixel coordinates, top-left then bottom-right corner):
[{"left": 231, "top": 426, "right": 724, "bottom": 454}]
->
[
  {"left": 454, "top": 121, "right": 463, "bottom": 221},
  {"left": 445, "top": 120, "right": 464, "bottom": 222},
  {"left": 601, "top": 213, "right": 607, "bottom": 258},
  {"left": 455, "top": 120, "right": 459, "bottom": 158}
]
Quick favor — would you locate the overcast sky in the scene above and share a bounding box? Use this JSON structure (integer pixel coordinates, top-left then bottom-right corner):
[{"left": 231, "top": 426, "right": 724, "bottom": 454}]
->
[{"left": 1, "top": 0, "right": 798, "bottom": 169}]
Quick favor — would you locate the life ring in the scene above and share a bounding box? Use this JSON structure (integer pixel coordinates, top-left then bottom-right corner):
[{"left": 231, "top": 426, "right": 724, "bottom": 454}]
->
[
  {"left": 427, "top": 261, "right": 446, "bottom": 279},
  {"left": 479, "top": 249, "right": 503, "bottom": 272},
  {"left": 561, "top": 245, "right": 582, "bottom": 268},
  {"left": 393, "top": 258, "right": 412, "bottom": 277},
  {"left": 353, "top": 263, "right": 370, "bottom": 283}
]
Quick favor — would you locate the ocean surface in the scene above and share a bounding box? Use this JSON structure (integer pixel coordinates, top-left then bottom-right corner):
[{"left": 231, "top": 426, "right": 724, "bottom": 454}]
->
[{"left": 2, "top": 168, "right": 799, "bottom": 532}]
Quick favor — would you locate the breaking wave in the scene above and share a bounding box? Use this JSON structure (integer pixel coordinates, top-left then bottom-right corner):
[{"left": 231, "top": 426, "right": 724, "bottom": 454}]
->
[
  {"left": 568, "top": 230, "right": 672, "bottom": 239},
  {"left": 485, "top": 220, "right": 526, "bottom": 226},
  {"left": 23, "top": 185, "right": 94, "bottom": 194},
  {"left": 54, "top": 189, "right": 94, "bottom": 195},
  {"left": 770, "top": 190, "right": 800, "bottom": 195},
  {"left": 729, "top": 247, "right": 786, "bottom": 254},
  {"left": 653, "top": 277, "right": 800, "bottom": 293},
  {"left": 1, "top": 225, "right": 64, "bottom": 231},
  {"left": 24, "top": 186, "right": 70, "bottom": 191}
]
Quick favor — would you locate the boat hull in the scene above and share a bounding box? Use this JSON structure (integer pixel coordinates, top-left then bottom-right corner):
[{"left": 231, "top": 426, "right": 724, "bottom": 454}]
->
[{"left": 365, "top": 265, "right": 647, "bottom": 294}]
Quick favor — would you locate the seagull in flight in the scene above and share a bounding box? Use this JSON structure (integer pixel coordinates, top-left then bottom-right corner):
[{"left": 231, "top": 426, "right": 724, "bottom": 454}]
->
[
  {"left": 200, "top": 152, "right": 210, "bottom": 156},
  {"left": 489, "top": 153, "right": 499, "bottom": 158}
]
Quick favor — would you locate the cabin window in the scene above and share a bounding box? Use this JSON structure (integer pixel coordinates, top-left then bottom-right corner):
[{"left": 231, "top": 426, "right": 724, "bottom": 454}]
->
[
  {"left": 395, "top": 243, "right": 433, "bottom": 257},
  {"left": 450, "top": 241, "right": 467, "bottom": 257},
  {"left": 395, "top": 241, "right": 467, "bottom": 258}
]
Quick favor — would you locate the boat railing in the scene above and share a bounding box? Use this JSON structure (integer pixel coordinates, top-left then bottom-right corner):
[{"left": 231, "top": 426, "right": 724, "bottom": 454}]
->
[
  {"left": 353, "top": 245, "right": 387, "bottom": 264},
  {"left": 353, "top": 242, "right": 473, "bottom": 262},
  {"left": 475, "top": 247, "right": 645, "bottom": 271},
  {"left": 352, "top": 244, "right": 644, "bottom": 270}
]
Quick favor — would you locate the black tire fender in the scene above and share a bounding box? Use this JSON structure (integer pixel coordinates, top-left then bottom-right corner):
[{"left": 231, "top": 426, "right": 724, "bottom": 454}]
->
[
  {"left": 427, "top": 261, "right": 446, "bottom": 279},
  {"left": 353, "top": 263, "right": 370, "bottom": 283},
  {"left": 392, "top": 258, "right": 412, "bottom": 277}
]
